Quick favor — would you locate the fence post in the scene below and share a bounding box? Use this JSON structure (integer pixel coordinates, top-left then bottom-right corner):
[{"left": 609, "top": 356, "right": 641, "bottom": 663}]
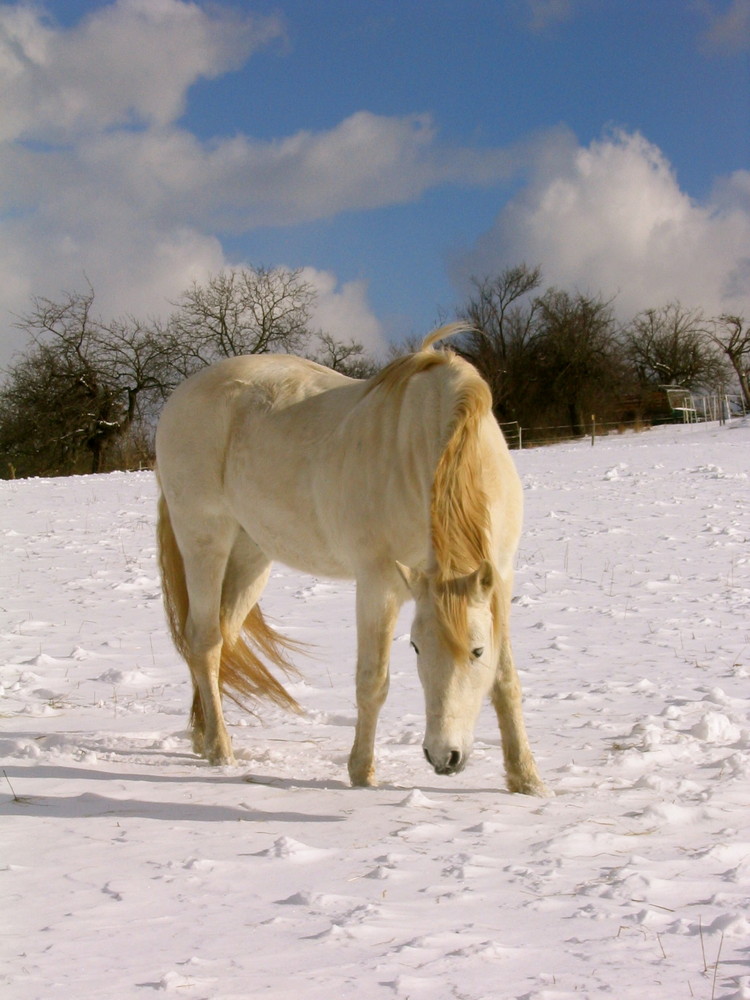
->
[{"left": 591, "top": 415, "right": 595, "bottom": 447}]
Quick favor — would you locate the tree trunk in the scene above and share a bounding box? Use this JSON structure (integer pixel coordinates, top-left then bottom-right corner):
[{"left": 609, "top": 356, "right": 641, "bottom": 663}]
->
[
  {"left": 568, "top": 401, "right": 584, "bottom": 437},
  {"left": 730, "top": 357, "right": 750, "bottom": 408},
  {"left": 89, "top": 439, "right": 102, "bottom": 475}
]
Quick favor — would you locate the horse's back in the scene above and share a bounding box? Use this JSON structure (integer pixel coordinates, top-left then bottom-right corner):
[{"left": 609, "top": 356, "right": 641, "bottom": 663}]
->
[
  {"left": 159, "top": 354, "right": 350, "bottom": 429},
  {"left": 156, "top": 354, "right": 352, "bottom": 489}
]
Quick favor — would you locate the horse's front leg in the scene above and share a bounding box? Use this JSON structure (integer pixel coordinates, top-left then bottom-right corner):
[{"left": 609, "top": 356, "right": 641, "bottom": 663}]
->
[
  {"left": 491, "top": 585, "right": 548, "bottom": 796},
  {"left": 348, "top": 575, "right": 401, "bottom": 787},
  {"left": 491, "top": 656, "right": 547, "bottom": 795}
]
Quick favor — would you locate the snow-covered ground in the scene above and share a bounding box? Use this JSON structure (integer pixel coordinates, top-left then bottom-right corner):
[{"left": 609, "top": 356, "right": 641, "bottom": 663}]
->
[{"left": 2, "top": 419, "right": 749, "bottom": 1000}]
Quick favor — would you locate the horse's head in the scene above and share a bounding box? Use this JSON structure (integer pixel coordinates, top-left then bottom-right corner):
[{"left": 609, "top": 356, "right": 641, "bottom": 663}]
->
[{"left": 398, "top": 560, "right": 498, "bottom": 776}]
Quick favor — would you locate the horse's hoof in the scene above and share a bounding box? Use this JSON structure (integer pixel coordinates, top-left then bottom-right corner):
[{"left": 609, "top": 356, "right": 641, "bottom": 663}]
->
[
  {"left": 352, "top": 777, "right": 378, "bottom": 788},
  {"left": 206, "top": 749, "right": 236, "bottom": 767},
  {"left": 348, "top": 764, "right": 377, "bottom": 787},
  {"left": 507, "top": 774, "right": 551, "bottom": 797}
]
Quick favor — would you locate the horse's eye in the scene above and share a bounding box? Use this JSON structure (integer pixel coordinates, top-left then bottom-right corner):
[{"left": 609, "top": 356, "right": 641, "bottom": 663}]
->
[
  {"left": 471, "top": 647, "right": 484, "bottom": 660},
  {"left": 410, "top": 640, "right": 420, "bottom": 655}
]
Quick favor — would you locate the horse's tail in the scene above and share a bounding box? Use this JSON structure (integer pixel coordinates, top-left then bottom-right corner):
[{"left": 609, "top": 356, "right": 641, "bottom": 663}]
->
[
  {"left": 219, "top": 605, "right": 303, "bottom": 716},
  {"left": 156, "top": 488, "right": 190, "bottom": 662},
  {"left": 156, "top": 486, "right": 302, "bottom": 717}
]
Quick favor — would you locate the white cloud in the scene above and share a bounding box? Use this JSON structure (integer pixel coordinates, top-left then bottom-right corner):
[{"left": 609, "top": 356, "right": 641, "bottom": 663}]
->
[
  {"left": 697, "top": 0, "right": 750, "bottom": 55},
  {"left": 0, "top": 2, "right": 521, "bottom": 364},
  {"left": 515, "top": 0, "right": 595, "bottom": 32},
  {"left": 524, "top": 0, "right": 576, "bottom": 31},
  {"left": 458, "top": 129, "right": 750, "bottom": 321},
  {"left": 0, "top": 100, "right": 512, "bottom": 360},
  {"left": 0, "top": 202, "right": 228, "bottom": 358},
  {"left": 0, "top": 0, "right": 284, "bottom": 361},
  {"left": 0, "top": 0, "right": 282, "bottom": 141},
  {"left": 301, "top": 268, "right": 387, "bottom": 356},
  {"left": 6, "top": 2, "right": 743, "bottom": 375},
  {"left": 48, "top": 110, "right": 519, "bottom": 230}
]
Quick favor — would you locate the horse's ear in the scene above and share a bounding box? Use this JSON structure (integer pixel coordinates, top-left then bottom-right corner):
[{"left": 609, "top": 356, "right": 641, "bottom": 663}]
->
[
  {"left": 395, "top": 561, "right": 413, "bottom": 591},
  {"left": 468, "top": 560, "right": 494, "bottom": 602},
  {"left": 395, "top": 562, "right": 426, "bottom": 595}
]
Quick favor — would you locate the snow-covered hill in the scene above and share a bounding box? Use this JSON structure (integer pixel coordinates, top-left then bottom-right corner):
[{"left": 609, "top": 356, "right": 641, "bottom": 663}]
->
[{"left": 2, "top": 420, "right": 749, "bottom": 999}]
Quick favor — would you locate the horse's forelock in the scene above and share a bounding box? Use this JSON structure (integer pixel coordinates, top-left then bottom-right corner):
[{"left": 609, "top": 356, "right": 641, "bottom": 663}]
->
[{"left": 429, "top": 574, "right": 502, "bottom": 662}]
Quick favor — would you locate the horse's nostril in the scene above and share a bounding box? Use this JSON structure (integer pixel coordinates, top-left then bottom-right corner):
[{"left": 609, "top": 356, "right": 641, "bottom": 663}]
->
[{"left": 424, "top": 746, "right": 462, "bottom": 775}]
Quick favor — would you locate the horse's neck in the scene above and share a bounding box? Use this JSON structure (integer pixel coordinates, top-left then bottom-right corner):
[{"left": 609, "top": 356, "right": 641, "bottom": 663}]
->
[{"left": 344, "top": 367, "right": 457, "bottom": 464}]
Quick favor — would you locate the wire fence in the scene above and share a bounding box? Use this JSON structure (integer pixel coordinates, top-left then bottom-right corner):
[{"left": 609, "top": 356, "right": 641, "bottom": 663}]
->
[{"left": 499, "top": 393, "right": 747, "bottom": 450}]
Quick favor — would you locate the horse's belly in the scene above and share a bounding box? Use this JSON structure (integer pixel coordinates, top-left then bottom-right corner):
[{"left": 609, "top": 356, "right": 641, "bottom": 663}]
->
[
  {"left": 229, "top": 488, "right": 355, "bottom": 579},
  {"left": 229, "top": 482, "right": 425, "bottom": 579},
  {"left": 254, "top": 527, "right": 353, "bottom": 578}
]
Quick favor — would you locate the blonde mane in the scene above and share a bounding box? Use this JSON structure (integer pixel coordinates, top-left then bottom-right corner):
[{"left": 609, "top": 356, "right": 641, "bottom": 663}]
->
[
  {"left": 430, "top": 365, "right": 501, "bottom": 657},
  {"left": 430, "top": 374, "right": 493, "bottom": 578},
  {"left": 368, "top": 323, "right": 500, "bottom": 657},
  {"left": 364, "top": 323, "right": 473, "bottom": 396}
]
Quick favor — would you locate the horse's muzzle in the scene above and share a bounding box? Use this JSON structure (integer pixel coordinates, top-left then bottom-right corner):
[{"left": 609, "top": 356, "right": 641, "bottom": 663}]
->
[{"left": 424, "top": 746, "right": 464, "bottom": 776}]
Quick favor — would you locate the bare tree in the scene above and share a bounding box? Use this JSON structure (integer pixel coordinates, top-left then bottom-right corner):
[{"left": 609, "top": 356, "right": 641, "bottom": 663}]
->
[
  {"left": 0, "top": 287, "right": 173, "bottom": 477},
  {"left": 102, "top": 315, "right": 179, "bottom": 425},
  {"left": 168, "top": 266, "right": 315, "bottom": 372},
  {"left": 0, "top": 269, "right": 362, "bottom": 477},
  {"left": 455, "top": 264, "right": 543, "bottom": 421},
  {"left": 461, "top": 264, "right": 542, "bottom": 360},
  {"left": 454, "top": 268, "right": 624, "bottom": 434},
  {"left": 706, "top": 314, "right": 750, "bottom": 407},
  {"left": 624, "top": 303, "right": 728, "bottom": 390},
  {"left": 1, "top": 339, "right": 119, "bottom": 477},
  {"left": 384, "top": 333, "right": 427, "bottom": 360},
  {"left": 310, "top": 331, "right": 379, "bottom": 378},
  {"left": 531, "top": 289, "right": 623, "bottom": 436}
]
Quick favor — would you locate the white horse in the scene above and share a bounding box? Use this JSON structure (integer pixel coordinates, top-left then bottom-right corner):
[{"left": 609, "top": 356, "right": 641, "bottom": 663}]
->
[{"left": 155, "top": 325, "right": 545, "bottom": 794}]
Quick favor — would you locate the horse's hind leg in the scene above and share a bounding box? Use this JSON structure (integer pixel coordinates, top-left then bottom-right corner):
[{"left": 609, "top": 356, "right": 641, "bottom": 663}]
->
[
  {"left": 491, "top": 579, "right": 548, "bottom": 796},
  {"left": 220, "top": 530, "right": 272, "bottom": 648},
  {"left": 180, "top": 523, "right": 236, "bottom": 765},
  {"left": 186, "top": 527, "right": 272, "bottom": 765}
]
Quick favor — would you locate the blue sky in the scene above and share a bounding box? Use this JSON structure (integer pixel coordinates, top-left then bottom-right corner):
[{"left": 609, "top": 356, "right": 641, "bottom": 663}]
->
[{"left": 1, "top": 0, "right": 748, "bottom": 361}]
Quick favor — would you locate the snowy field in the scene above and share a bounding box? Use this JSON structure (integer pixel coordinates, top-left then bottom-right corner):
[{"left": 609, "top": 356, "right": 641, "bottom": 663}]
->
[{"left": 2, "top": 419, "right": 749, "bottom": 1000}]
